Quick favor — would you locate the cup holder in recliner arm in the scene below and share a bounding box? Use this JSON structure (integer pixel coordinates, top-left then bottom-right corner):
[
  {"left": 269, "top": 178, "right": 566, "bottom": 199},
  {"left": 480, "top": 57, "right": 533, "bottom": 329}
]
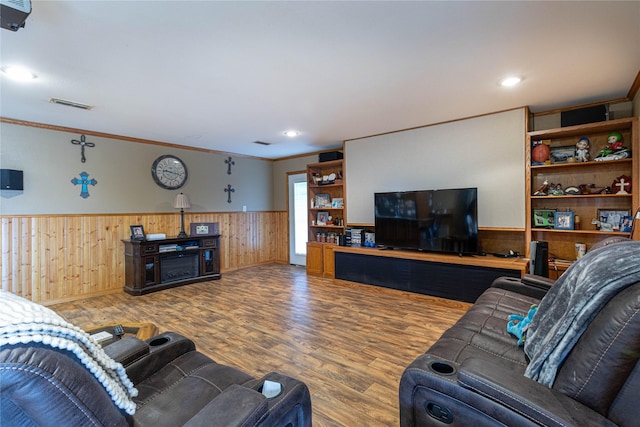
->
[
  {"left": 429, "top": 361, "right": 456, "bottom": 376},
  {"left": 148, "top": 336, "right": 170, "bottom": 347}
]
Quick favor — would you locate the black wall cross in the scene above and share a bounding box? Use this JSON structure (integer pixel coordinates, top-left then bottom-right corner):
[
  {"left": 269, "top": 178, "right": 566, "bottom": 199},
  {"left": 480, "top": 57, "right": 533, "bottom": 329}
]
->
[
  {"left": 224, "top": 184, "right": 235, "bottom": 203},
  {"left": 225, "top": 156, "right": 235, "bottom": 175},
  {"left": 70, "top": 135, "right": 96, "bottom": 163}
]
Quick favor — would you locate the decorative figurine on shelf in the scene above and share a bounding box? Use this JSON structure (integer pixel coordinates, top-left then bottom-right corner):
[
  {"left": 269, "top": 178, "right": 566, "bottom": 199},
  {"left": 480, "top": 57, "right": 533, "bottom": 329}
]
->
[
  {"left": 575, "top": 137, "right": 590, "bottom": 162},
  {"left": 534, "top": 179, "right": 550, "bottom": 196},
  {"left": 564, "top": 186, "right": 581, "bottom": 195},
  {"left": 579, "top": 183, "right": 595, "bottom": 195},
  {"left": 549, "top": 183, "right": 565, "bottom": 196},
  {"left": 594, "top": 131, "right": 631, "bottom": 161},
  {"left": 608, "top": 132, "right": 625, "bottom": 150},
  {"left": 612, "top": 175, "right": 632, "bottom": 195},
  {"left": 592, "top": 218, "right": 615, "bottom": 232}
]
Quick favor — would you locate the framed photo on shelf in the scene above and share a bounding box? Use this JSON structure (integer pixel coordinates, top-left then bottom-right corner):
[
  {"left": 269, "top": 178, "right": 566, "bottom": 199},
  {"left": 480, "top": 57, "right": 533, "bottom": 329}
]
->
[
  {"left": 317, "top": 211, "right": 329, "bottom": 226},
  {"left": 315, "top": 193, "right": 331, "bottom": 209},
  {"left": 189, "top": 222, "right": 219, "bottom": 236},
  {"left": 549, "top": 146, "right": 576, "bottom": 164},
  {"left": 620, "top": 216, "right": 634, "bottom": 233},
  {"left": 130, "top": 225, "right": 146, "bottom": 241},
  {"left": 554, "top": 211, "right": 574, "bottom": 230},
  {"left": 533, "top": 209, "right": 556, "bottom": 228},
  {"left": 597, "top": 209, "right": 629, "bottom": 231},
  {"left": 331, "top": 198, "right": 344, "bottom": 208}
]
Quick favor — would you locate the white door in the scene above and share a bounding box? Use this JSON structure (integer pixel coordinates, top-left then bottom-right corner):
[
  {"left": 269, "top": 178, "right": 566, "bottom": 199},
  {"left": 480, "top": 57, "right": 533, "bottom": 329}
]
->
[{"left": 288, "top": 173, "right": 308, "bottom": 266}]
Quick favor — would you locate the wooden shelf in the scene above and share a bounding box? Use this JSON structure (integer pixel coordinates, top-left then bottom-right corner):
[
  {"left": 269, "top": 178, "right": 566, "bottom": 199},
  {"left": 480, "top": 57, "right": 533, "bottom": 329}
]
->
[
  {"left": 531, "top": 194, "right": 631, "bottom": 200},
  {"left": 531, "top": 228, "right": 630, "bottom": 236},
  {"left": 530, "top": 158, "right": 631, "bottom": 170},
  {"left": 525, "top": 117, "right": 638, "bottom": 265},
  {"left": 309, "top": 181, "right": 344, "bottom": 188}
]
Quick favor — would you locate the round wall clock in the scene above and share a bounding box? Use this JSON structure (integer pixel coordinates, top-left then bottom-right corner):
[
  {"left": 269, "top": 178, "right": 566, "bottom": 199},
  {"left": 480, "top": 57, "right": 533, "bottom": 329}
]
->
[{"left": 151, "top": 155, "right": 188, "bottom": 189}]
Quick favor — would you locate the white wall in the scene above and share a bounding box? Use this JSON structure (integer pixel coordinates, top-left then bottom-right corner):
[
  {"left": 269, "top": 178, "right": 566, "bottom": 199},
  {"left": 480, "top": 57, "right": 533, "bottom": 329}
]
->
[
  {"left": 272, "top": 154, "right": 318, "bottom": 211},
  {"left": 345, "top": 108, "right": 526, "bottom": 228},
  {"left": 0, "top": 123, "right": 273, "bottom": 214}
]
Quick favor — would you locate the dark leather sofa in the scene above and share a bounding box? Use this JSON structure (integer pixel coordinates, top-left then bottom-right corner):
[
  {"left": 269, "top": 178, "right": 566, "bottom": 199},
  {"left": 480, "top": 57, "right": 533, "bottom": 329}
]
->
[
  {"left": 1, "top": 330, "right": 312, "bottom": 427},
  {"left": 400, "top": 240, "right": 640, "bottom": 427}
]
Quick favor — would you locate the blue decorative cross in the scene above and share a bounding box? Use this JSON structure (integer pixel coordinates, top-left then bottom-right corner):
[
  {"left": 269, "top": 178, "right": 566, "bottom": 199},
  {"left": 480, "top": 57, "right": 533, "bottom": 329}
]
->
[
  {"left": 224, "top": 184, "right": 235, "bottom": 203},
  {"left": 71, "top": 171, "right": 97, "bottom": 198}
]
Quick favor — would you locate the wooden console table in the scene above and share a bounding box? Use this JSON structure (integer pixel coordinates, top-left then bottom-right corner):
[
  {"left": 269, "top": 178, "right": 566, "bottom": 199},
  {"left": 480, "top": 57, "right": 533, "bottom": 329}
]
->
[
  {"left": 123, "top": 235, "right": 221, "bottom": 295},
  {"left": 333, "top": 246, "right": 528, "bottom": 303}
]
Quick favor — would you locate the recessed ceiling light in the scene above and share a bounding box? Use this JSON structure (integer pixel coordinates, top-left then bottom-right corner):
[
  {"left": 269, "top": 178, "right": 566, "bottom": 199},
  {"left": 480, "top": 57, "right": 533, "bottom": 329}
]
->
[
  {"left": 284, "top": 130, "right": 300, "bottom": 137},
  {"left": 500, "top": 76, "right": 521, "bottom": 87},
  {"left": 1, "top": 65, "right": 37, "bottom": 82}
]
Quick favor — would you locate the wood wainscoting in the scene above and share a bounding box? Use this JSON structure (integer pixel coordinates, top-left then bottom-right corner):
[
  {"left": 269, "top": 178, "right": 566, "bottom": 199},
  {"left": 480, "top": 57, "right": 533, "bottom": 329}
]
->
[{"left": 1, "top": 211, "right": 288, "bottom": 305}]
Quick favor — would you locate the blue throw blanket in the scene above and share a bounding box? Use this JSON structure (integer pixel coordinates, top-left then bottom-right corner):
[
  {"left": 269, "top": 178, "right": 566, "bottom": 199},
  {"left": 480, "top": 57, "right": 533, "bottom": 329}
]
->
[{"left": 524, "top": 240, "right": 640, "bottom": 386}]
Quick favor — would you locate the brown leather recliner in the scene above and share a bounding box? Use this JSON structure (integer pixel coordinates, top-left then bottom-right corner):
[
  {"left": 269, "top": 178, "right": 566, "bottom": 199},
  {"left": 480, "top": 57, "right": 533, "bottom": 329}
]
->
[
  {"left": 1, "top": 327, "right": 312, "bottom": 426},
  {"left": 400, "top": 240, "right": 640, "bottom": 426}
]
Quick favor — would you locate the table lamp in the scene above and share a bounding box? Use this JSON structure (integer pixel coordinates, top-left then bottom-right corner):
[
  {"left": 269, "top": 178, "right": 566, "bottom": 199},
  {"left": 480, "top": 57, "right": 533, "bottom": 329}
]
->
[{"left": 173, "top": 192, "right": 191, "bottom": 238}]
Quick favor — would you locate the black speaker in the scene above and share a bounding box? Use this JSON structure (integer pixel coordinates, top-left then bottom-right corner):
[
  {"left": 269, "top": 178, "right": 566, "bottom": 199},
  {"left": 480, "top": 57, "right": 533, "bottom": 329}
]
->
[
  {"left": 1, "top": 169, "right": 24, "bottom": 190},
  {"left": 529, "top": 241, "right": 549, "bottom": 277},
  {"left": 561, "top": 104, "right": 607, "bottom": 127},
  {"left": 319, "top": 151, "right": 343, "bottom": 162}
]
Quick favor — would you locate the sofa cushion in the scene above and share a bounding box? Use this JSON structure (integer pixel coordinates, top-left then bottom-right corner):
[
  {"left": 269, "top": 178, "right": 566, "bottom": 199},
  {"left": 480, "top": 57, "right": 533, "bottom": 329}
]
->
[
  {"left": 426, "top": 287, "right": 538, "bottom": 367},
  {"left": 553, "top": 283, "right": 640, "bottom": 416},
  {"left": 0, "top": 344, "right": 129, "bottom": 427},
  {"left": 133, "top": 350, "right": 254, "bottom": 426}
]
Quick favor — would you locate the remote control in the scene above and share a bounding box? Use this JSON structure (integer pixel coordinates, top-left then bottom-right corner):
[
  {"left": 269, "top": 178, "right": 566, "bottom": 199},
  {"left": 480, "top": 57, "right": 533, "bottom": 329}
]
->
[{"left": 113, "top": 324, "right": 125, "bottom": 338}]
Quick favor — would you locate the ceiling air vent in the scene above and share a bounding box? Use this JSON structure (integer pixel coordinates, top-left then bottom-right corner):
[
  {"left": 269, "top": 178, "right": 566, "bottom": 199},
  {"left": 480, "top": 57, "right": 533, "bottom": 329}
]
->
[
  {"left": 49, "top": 97, "right": 93, "bottom": 110},
  {"left": 252, "top": 141, "right": 272, "bottom": 146}
]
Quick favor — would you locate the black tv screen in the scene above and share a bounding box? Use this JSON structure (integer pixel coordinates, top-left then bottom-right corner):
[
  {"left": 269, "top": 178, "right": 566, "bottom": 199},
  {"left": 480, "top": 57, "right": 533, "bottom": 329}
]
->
[{"left": 374, "top": 187, "right": 478, "bottom": 255}]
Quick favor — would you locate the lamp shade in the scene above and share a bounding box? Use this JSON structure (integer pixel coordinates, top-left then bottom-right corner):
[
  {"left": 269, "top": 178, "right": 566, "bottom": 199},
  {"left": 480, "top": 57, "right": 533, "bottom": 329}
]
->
[{"left": 173, "top": 193, "right": 191, "bottom": 209}]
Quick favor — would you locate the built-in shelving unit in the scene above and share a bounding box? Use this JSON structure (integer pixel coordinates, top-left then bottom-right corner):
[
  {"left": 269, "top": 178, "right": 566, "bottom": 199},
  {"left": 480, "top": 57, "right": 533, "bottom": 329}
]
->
[
  {"left": 306, "top": 159, "right": 345, "bottom": 277},
  {"left": 525, "top": 117, "right": 638, "bottom": 266}
]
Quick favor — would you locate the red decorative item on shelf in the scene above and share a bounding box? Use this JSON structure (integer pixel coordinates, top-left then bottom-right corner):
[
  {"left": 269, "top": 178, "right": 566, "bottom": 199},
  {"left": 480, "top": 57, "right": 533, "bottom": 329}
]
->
[
  {"left": 532, "top": 143, "right": 550, "bottom": 164},
  {"left": 612, "top": 175, "right": 632, "bottom": 195}
]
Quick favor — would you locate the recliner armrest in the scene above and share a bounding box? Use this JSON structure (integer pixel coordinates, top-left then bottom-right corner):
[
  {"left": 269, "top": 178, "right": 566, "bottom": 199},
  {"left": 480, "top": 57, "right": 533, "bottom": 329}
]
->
[
  {"left": 244, "top": 372, "right": 313, "bottom": 427},
  {"left": 103, "top": 336, "right": 149, "bottom": 366},
  {"left": 124, "top": 332, "right": 197, "bottom": 384},
  {"left": 490, "top": 274, "right": 552, "bottom": 299},
  {"left": 183, "top": 373, "right": 313, "bottom": 427},
  {"left": 458, "top": 358, "right": 615, "bottom": 427},
  {"left": 521, "top": 273, "right": 555, "bottom": 290}
]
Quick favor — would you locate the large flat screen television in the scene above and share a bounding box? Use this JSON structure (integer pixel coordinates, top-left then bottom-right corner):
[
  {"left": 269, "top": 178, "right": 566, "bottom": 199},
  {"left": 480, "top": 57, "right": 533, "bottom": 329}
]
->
[{"left": 374, "top": 187, "right": 478, "bottom": 255}]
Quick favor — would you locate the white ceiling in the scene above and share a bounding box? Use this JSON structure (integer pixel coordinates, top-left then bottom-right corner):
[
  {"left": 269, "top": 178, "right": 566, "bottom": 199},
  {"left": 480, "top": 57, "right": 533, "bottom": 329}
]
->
[{"left": 1, "top": 1, "right": 639, "bottom": 159}]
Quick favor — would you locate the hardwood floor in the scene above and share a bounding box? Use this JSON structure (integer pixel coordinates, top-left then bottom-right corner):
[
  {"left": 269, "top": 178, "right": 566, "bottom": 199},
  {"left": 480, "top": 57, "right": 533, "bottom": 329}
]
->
[{"left": 51, "top": 264, "right": 471, "bottom": 426}]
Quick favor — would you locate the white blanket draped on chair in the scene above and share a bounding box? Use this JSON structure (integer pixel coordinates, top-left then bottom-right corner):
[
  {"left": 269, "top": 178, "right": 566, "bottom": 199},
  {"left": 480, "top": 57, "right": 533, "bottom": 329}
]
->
[{"left": 0, "top": 290, "right": 138, "bottom": 415}]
